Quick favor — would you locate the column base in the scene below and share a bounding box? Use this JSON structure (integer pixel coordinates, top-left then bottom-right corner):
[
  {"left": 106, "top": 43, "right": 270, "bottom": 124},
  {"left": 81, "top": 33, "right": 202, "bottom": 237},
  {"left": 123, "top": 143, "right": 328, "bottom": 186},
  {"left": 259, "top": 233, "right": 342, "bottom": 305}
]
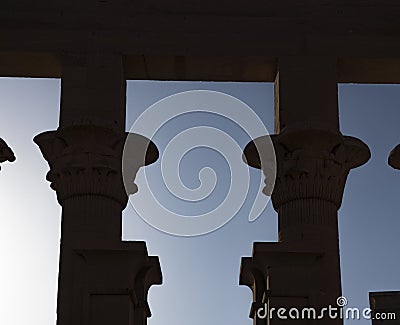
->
[
  {"left": 240, "top": 242, "right": 342, "bottom": 324},
  {"left": 56, "top": 241, "right": 162, "bottom": 325}
]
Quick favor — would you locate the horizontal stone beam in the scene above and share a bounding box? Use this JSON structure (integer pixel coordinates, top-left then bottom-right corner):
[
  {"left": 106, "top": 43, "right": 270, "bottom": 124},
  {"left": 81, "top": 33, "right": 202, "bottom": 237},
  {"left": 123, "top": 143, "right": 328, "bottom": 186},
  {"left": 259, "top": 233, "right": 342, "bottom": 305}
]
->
[
  {"left": 0, "top": 1, "right": 400, "bottom": 84},
  {"left": 1, "top": 52, "right": 400, "bottom": 84}
]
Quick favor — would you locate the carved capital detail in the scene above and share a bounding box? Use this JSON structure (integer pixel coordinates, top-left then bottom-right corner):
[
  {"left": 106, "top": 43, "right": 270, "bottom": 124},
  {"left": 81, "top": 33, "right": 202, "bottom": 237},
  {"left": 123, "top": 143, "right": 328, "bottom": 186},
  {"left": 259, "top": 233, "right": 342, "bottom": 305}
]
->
[
  {"left": 34, "top": 126, "right": 158, "bottom": 206},
  {"left": 272, "top": 130, "right": 370, "bottom": 210},
  {"left": 0, "top": 138, "right": 16, "bottom": 170},
  {"left": 244, "top": 130, "right": 370, "bottom": 210}
]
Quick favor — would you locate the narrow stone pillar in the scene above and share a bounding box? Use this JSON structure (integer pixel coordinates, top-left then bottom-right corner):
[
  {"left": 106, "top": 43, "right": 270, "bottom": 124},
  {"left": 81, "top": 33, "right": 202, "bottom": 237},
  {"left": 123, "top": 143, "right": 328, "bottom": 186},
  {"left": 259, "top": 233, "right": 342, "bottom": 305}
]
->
[
  {"left": 0, "top": 138, "right": 15, "bottom": 169},
  {"left": 369, "top": 292, "right": 400, "bottom": 324},
  {"left": 34, "top": 53, "right": 161, "bottom": 325},
  {"left": 240, "top": 57, "right": 370, "bottom": 324}
]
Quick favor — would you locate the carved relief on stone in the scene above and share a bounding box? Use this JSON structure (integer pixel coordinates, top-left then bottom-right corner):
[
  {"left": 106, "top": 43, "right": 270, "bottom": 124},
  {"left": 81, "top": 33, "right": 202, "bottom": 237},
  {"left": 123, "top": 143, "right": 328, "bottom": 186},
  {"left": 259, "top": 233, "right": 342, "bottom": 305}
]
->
[
  {"left": 0, "top": 138, "right": 16, "bottom": 170},
  {"left": 34, "top": 126, "right": 158, "bottom": 206},
  {"left": 243, "top": 130, "right": 371, "bottom": 210}
]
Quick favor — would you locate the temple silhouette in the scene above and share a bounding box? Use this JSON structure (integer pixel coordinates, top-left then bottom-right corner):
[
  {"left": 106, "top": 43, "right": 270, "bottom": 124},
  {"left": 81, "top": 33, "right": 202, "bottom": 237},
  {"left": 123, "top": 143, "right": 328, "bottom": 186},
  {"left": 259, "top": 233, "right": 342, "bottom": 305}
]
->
[{"left": 1, "top": 1, "right": 400, "bottom": 324}]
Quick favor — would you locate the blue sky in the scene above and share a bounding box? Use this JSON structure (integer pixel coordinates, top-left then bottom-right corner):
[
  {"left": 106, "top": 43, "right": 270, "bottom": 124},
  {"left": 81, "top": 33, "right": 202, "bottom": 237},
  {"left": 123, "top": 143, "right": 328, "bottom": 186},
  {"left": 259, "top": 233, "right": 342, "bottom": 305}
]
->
[{"left": 0, "top": 78, "right": 399, "bottom": 325}]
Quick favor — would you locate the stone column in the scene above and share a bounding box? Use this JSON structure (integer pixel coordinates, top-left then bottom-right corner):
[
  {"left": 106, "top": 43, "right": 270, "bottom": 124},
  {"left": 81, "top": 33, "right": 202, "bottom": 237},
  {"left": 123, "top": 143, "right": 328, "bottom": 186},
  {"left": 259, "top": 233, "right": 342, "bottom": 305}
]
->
[
  {"left": 34, "top": 53, "right": 161, "bottom": 325},
  {"left": 240, "top": 57, "right": 370, "bottom": 324},
  {"left": 0, "top": 138, "right": 15, "bottom": 169}
]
